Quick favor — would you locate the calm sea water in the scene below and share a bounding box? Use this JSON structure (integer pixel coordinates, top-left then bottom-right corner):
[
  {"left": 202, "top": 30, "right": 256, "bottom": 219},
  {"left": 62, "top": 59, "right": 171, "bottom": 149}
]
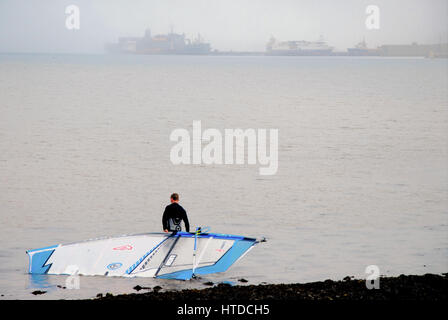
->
[{"left": 0, "top": 54, "right": 447, "bottom": 299}]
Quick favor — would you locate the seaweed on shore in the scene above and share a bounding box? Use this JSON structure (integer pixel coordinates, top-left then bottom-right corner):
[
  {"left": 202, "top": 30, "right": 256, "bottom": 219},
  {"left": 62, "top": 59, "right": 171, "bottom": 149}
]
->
[{"left": 95, "top": 273, "right": 448, "bottom": 301}]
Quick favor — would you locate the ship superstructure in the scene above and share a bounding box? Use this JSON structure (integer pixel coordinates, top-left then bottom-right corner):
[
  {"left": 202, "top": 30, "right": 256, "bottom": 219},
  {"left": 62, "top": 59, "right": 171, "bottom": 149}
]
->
[{"left": 107, "top": 29, "right": 211, "bottom": 55}]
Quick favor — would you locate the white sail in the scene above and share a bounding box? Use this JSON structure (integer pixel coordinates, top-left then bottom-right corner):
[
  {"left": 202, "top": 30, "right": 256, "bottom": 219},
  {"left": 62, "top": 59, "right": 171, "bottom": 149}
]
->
[{"left": 26, "top": 232, "right": 259, "bottom": 280}]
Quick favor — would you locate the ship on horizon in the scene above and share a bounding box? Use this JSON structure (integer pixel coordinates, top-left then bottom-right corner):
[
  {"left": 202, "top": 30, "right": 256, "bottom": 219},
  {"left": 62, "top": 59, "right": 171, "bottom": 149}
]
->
[
  {"left": 266, "top": 36, "right": 333, "bottom": 56},
  {"left": 106, "top": 28, "right": 211, "bottom": 55},
  {"left": 347, "top": 38, "right": 379, "bottom": 56}
]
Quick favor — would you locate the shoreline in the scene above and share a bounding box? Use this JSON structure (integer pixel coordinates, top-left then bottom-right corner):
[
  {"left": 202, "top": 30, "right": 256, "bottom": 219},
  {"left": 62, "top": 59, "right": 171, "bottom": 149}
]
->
[{"left": 94, "top": 273, "right": 447, "bottom": 301}]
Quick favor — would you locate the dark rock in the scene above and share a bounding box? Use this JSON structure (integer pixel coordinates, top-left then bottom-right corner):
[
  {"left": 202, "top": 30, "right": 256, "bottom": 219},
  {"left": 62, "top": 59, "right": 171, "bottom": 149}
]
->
[
  {"left": 217, "top": 282, "right": 231, "bottom": 288},
  {"left": 153, "top": 286, "right": 162, "bottom": 293},
  {"left": 134, "top": 285, "right": 152, "bottom": 291},
  {"left": 31, "top": 290, "right": 46, "bottom": 295},
  {"left": 343, "top": 276, "right": 351, "bottom": 281},
  {"left": 96, "top": 293, "right": 103, "bottom": 298},
  {"left": 238, "top": 278, "right": 248, "bottom": 283},
  {"left": 203, "top": 281, "right": 214, "bottom": 286}
]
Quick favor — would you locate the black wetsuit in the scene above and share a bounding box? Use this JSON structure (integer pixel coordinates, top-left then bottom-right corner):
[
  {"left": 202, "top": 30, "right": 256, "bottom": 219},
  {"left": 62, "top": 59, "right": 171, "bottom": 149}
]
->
[{"left": 162, "top": 202, "right": 190, "bottom": 232}]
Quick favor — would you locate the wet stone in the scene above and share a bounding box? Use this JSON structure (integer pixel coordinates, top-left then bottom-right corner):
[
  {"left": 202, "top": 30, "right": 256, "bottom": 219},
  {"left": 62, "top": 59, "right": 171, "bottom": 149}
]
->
[
  {"left": 217, "top": 282, "right": 232, "bottom": 288},
  {"left": 31, "top": 290, "right": 46, "bottom": 295},
  {"left": 134, "top": 285, "right": 151, "bottom": 291}
]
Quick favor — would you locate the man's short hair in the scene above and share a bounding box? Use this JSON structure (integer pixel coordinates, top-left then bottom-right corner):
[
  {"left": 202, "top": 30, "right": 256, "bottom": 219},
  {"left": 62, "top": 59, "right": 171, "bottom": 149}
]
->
[{"left": 170, "top": 193, "right": 179, "bottom": 201}]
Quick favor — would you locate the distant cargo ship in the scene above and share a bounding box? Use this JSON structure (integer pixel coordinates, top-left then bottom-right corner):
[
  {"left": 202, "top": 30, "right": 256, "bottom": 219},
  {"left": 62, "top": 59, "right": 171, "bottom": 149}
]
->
[
  {"left": 266, "top": 36, "right": 333, "bottom": 56},
  {"left": 106, "top": 29, "right": 211, "bottom": 55},
  {"left": 347, "top": 39, "right": 379, "bottom": 56},
  {"left": 378, "top": 42, "right": 448, "bottom": 58}
]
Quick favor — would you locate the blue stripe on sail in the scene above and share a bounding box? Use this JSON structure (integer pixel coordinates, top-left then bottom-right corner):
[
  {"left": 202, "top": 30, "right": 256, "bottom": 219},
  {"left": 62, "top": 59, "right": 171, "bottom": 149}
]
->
[
  {"left": 26, "top": 245, "right": 59, "bottom": 254},
  {"left": 125, "top": 237, "right": 170, "bottom": 275},
  {"left": 176, "top": 232, "right": 255, "bottom": 242},
  {"left": 27, "top": 246, "right": 58, "bottom": 274},
  {"left": 156, "top": 239, "right": 255, "bottom": 280}
]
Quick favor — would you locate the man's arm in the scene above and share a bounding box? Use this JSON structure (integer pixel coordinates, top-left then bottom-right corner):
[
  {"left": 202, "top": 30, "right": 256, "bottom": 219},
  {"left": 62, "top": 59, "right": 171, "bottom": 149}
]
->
[
  {"left": 182, "top": 209, "right": 190, "bottom": 232},
  {"left": 162, "top": 206, "right": 169, "bottom": 232}
]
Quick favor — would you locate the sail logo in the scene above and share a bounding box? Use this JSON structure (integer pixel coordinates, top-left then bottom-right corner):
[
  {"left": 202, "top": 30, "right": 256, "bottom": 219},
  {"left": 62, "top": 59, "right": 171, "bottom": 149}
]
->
[
  {"left": 165, "top": 254, "right": 177, "bottom": 267},
  {"left": 107, "top": 262, "right": 123, "bottom": 271},
  {"left": 170, "top": 121, "right": 278, "bottom": 175},
  {"left": 113, "top": 245, "right": 133, "bottom": 251}
]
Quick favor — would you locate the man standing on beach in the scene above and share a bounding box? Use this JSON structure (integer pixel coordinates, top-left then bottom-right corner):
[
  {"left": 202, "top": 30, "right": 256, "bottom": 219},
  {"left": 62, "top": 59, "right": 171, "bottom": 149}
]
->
[{"left": 162, "top": 193, "right": 190, "bottom": 233}]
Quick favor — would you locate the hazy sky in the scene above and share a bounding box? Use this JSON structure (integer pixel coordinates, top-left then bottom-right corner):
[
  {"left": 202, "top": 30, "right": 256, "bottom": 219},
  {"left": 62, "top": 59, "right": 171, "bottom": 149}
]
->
[{"left": 0, "top": 0, "right": 446, "bottom": 53}]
